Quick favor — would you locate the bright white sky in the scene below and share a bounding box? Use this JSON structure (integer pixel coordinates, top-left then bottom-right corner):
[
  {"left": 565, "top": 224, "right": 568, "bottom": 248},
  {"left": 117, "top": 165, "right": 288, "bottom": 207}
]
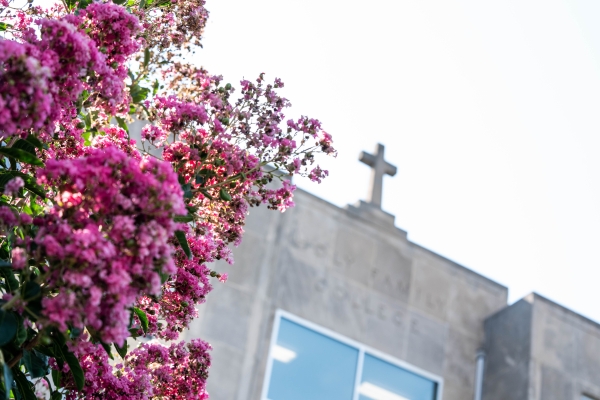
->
[{"left": 197, "top": 0, "right": 600, "bottom": 322}]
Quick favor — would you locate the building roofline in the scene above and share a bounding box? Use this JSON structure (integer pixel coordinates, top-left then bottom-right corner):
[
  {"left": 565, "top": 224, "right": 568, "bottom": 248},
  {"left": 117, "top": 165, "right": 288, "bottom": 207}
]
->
[
  {"left": 411, "top": 241, "right": 508, "bottom": 292},
  {"left": 525, "top": 292, "right": 600, "bottom": 330},
  {"left": 293, "top": 187, "right": 509, "bottom": 294}
]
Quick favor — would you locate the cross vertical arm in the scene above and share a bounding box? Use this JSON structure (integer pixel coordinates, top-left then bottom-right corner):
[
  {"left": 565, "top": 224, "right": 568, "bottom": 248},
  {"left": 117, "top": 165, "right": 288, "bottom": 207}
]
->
[{"left": 359, "top": 143, "right": 397, "bottom": 209}]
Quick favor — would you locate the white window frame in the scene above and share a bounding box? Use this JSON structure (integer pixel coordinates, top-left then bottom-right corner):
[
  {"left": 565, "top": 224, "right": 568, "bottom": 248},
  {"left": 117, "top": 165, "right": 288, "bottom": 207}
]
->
[{"left": 261, "top": 309, "right": 444, "bottom": 400}]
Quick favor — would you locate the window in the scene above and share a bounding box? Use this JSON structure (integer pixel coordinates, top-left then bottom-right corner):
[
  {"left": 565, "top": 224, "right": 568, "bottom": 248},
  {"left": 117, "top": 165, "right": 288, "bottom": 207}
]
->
[{"left": 262, "top": 310, "right": 442, "bottom": 400}]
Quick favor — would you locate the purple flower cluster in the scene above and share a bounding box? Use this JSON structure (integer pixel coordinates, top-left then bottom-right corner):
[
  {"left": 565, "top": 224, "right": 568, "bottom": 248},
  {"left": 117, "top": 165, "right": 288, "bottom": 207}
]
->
[
  {"left": 57, "top": 336, "right": 210, "bottom": 399},
  {"left": 35, "top": 145, "right": 185, "bottom": 345},
  {"left": 0, "top": 0, "right": 336, "bottom": 396},
  {"left": 0, "top": 40, "right": 52, "bottom": 138}
]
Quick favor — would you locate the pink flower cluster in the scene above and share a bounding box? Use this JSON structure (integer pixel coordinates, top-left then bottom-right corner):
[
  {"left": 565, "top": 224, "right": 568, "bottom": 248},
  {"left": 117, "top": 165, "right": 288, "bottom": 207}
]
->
[
  {"left": 126, "top": 339, "right": 211, "bottom": 399},
  {"left": 91, "top": 126, "right": 141, "bottom": 160},
  {"left": 0, "top": 0, "right": 337, "bottom": 396},
  {"left": 0, "top": 205, "right": 33, "bottom": 231},
  {"left": 152, "top": 95, "right": 209, "bottom": 134},
  {"left": 137, "top": 223, "right": 235, "bottom": 340},
  {"left": 77, "top": 2, "right": 142, "bottom": 106},
  {"left": 58, "top": 336, "right": 210, "bottom": 399},
  {"left": 261, "top": 180, "right": 296, "bottom": 212},
  {"left": 36, "top": 18, "right": 101, "bottom": 112},
  {"left": 3, "top": 176, "right": 24, "bottom": 196},
  {"left": 0, "top": 2, "right": 142, "bottom": 140},
  {"left": 35, "top": 145, "right": 185, "bottom": 345},
  {"left": 0, "top": 40, "right": 52, "bottom": 138}
]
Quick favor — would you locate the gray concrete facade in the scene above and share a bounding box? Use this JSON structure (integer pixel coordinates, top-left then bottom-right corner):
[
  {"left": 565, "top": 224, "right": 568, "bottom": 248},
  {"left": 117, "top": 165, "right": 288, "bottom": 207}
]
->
[
  {"left": 184, "top": 187, "right": 516, "bottom": 399},
  {"left": 484, "top": 293, "right": 600, "bottom": 400},
  {"left": 177, "top": 141, "right": 600, "bottom": 400}
]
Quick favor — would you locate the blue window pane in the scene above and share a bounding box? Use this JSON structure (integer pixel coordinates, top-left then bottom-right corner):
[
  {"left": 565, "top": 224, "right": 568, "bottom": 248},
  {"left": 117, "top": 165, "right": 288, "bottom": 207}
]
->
[
  {"left": 267, "top": 318, "right": 359, "bottom": 400},
  {"left": 358, "top": 354, "right": 437, "bottom": 400}
]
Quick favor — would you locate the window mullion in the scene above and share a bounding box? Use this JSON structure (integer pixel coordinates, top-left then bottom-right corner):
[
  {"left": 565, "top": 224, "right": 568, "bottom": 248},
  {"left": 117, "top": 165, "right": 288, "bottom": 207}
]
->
[{"left": 352, "top": 347, "right": 365, "bottom": 400}]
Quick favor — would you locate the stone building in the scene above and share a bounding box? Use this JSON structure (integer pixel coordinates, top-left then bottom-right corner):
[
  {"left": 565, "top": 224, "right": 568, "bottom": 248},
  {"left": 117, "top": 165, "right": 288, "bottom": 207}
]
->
[{"left": 183, "top": 144, "right": 600, "bottom": 400}]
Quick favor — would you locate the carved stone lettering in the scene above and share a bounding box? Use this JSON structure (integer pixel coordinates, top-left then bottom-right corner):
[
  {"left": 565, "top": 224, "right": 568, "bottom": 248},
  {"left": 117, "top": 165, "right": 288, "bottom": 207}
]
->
[
  {"left": 334, "top": 283, "right": 347, "bottom": 300},
  {"left": 315, "top": 278, "right": 327, "bottom": 292},
  {"left": 393, "top": 311, "right": 404, "bottom": 327},
  {"left": 378, "top": 304, "right": 387, "bottom": 321}
]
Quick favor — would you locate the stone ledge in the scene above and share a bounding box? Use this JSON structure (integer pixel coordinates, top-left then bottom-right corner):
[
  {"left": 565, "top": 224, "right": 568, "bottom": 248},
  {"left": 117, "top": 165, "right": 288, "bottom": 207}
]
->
[{"left": 345, "top": 200, "right": 407, "bottom": 238}]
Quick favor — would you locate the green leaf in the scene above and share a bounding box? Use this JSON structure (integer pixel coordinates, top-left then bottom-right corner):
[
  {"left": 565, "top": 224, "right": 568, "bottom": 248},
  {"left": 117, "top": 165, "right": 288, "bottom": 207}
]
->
[
  {"left": 50, "top": 391, "right": 62, "bottom": 400},
  {"left": 11, "top": 140, "right": 36, "bottom": 156},
  {"left": 84, "top": 113, "right": 92, "bottom": 130},
  {"left": 82, "top": 132, "right": 92, "bottom": 147},
  {"left": 0, "top": 173, "right": 13, "bottom": 187},
  {"left": 158, "top": 271, "right": 169, "bottom": 285},
  {"left": 51, "top": 368, "right": 61, "bottom": 390},
  {"left": 14, "top": 316, "right": 27, "bottom": 347},
  {"left": 33, "top": 342, "right": 54, "bottom": 359},
  {"left": 198, "top": 189, "right": 213, "bottom": 200},
  {"left": 114, "top": 341, "right": 127, "bottom": 359},
  {"left": 173, "top": 215, "right": 194, "bottom": 223},
  {"left": 115, "top": 117, "right": 129, "bottom": 134},
  {"left": 11, "top": 368, "right": 36, "bottom": 400},
  {"left": 2, "top": 361, "right": 13, "bottom": 400},
  {"left": 23, "top": 296, "right": 42, "bottom": 321},
  {"left": 0, "top": 22, "right": 12, "bottom": 32},
  {"left": 77, "top": 0, "right": 92, "bottom": 9},
  {"left": 52, "top": 337, "right": 84, "bottom": 391},
  {"left": 143, "top": 48, "right": 150, "bottom": 68},
  {"left": 0, "top": 261, "right": 10, "bottom": 269},
  {"left": 113, "top": 0, "right": 126, "bottom": 4},
  {"left": 64, "top": 0, "right": 77, "bottom": 11},
  {"left": 0, "top": 148, "right": 43, "bottom": 167},
  {"left": 219, "top": 188, "right": 232, "bottom": 201},
  {"left": 25, "top": 136, "right": 46, "bottom": 151},
  {"left": 132, "top": 308, "right": 149, "bottom": 335},
  {"left": 139, "top": 0, "right": 146, "bottom": 8},
  {"left": 0, "top": 171, "right": 47, "bottom": 199},
  {"left": 130, "top": 84, "right": 150, "bottom": 104},
  {"left": 181, "top": 183, "right": 193, "bottom": 200},
  {"left": 99, "top": 342, "right": 114, "bottom": 360},
  {"left": 22, "top": 350, "right": 49, "bottom": 379},
  {"left": 24, "top": 135, "right": 44, "bottom": 150},
  {"left": 22, "top": 282, "right": 41, "bottom": 302},
  {"left": 174, "top": 230, "right": 192, "bottom": 259},
  {"left": 23, "top": 181, "right": 46, "bottom": 199},
  {"left": 197, "top": 168, "right": 217, "bottom": 177},
  {"left": 0, "top": 310, "right": 17, "bottom": 346}
]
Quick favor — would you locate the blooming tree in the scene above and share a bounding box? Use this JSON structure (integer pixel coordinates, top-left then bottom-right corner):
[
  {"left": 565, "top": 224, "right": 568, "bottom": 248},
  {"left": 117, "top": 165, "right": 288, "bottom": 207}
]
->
[{"left": 0, "top": 0, "right": 336, "bottom": 397}]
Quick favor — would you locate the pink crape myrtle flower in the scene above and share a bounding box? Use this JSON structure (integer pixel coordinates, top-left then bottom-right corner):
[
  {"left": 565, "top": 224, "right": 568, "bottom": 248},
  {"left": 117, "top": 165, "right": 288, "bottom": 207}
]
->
[
  {"left": 3, "top": 177, "right": 24, "bottom": 196},
  {"left": 0, "top": 40, "right": 53, "bottom": 138},
  {"left": 0, "top": 0, "right": 336, "bottom": 395},
  {"left": 35, "top": 145, "right": 186, "bottom": 345}
]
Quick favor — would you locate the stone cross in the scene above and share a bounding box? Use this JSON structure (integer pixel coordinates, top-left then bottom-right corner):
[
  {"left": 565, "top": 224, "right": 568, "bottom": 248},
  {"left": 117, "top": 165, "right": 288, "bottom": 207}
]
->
[{"left": 360, "top": 143, "right": 397, "bottom": 208}]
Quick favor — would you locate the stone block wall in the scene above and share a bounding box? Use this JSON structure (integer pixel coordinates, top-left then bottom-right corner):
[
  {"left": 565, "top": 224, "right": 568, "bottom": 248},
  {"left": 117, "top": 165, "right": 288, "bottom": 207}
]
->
[
  {"left": 483, "top": 293, "right": 600, "bottom": 400},
  {"left": 185, "top": 189, "right": 509, "bottom": 400}
]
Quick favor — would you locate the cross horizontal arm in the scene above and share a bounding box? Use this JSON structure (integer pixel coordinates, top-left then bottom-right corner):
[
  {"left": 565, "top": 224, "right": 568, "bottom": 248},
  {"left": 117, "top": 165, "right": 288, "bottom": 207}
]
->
[
  {"left": 385, "top": 163, "right": 397, "bottom": 176},
  {"left": 359, "top": 151, "right": 376, "bottom": 167}
]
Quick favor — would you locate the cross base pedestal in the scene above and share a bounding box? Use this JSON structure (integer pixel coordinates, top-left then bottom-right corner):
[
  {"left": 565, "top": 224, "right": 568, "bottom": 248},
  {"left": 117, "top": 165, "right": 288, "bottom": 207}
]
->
[{"left": 346, "top": 201, "right": 407, "bottom": 238}]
